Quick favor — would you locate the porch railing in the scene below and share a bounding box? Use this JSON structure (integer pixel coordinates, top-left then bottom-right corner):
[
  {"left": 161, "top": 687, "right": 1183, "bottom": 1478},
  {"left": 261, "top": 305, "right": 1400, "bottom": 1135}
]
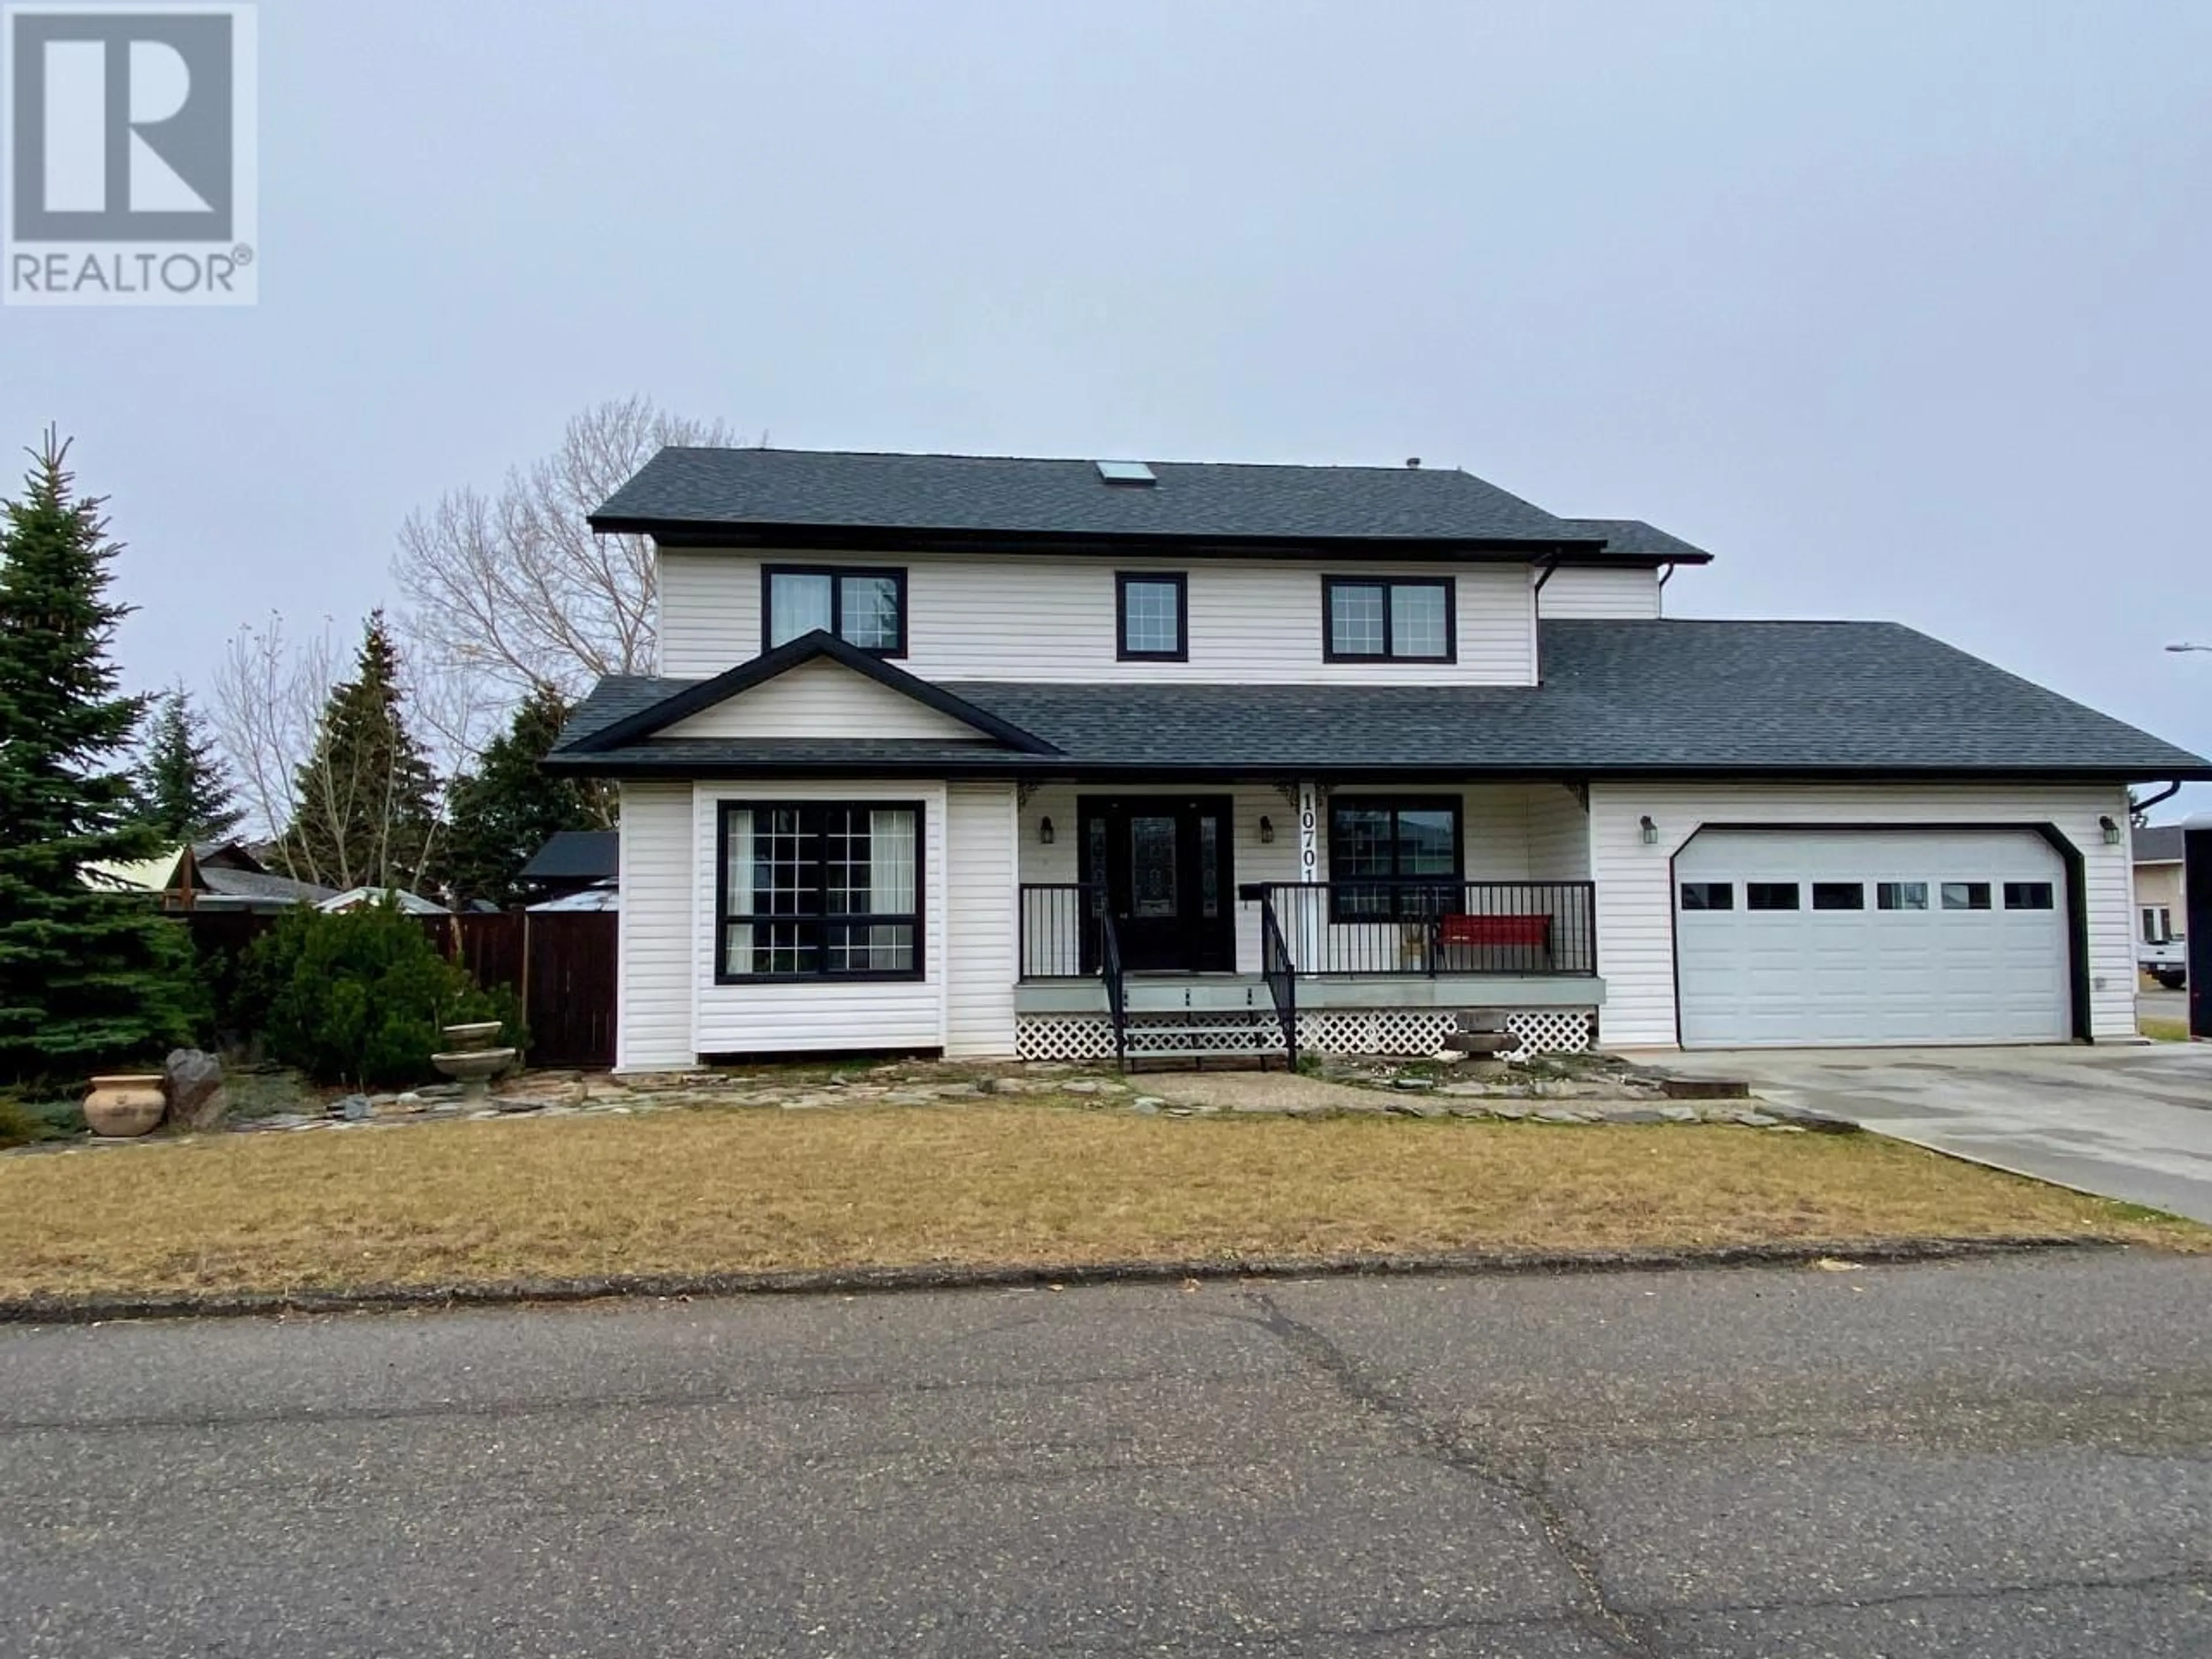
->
[
  {"left": 1257, "top": 888, "right": 1298, "bottom": 1068},
  {"left": 1257, "top": 880, "right": 1597, "bottom": 978},
  {"left": 1018, "top": 882, "right": 1097, "bottom": 979}
]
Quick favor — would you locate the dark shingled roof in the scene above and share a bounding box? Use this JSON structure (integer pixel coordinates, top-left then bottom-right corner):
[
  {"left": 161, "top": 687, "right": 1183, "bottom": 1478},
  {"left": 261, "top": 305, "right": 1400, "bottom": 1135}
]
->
[
  {"left": 519, "top": 830, "right": 619, "bottom": 882},
  {"left": 1557, "top": 518, "right": 1714, "bottom": 565},
  {"left": 547, "top": 620, "right": 2212, "bottom": 782},
  {"left": 2134, "top": 825, "right": 2186, "bottom": 863},
  {"left": 591, "top": 447, "right": 1665, "bottom": 552}
]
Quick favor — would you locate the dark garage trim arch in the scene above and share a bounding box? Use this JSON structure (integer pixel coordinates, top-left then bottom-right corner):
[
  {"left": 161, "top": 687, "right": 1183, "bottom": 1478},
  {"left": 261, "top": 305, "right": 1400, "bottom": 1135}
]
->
[{"left": 1664, "top": 822, "right": 2093, "bottom": 1048}]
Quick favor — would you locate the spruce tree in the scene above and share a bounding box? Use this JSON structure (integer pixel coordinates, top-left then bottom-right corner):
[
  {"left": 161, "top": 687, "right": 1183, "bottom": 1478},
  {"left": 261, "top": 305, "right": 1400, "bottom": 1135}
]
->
[
  {"left": 443, "top": 683, "right": 607, "bottom": 907},
  {"left": 0, "top": 433, "right": 198, "bottom": 1081},
  {"left": 136, "top": 683, "right": 244, "bottom": 844},
  {"left": 283, "top": 611, "right": 442, "bottom": 892}
]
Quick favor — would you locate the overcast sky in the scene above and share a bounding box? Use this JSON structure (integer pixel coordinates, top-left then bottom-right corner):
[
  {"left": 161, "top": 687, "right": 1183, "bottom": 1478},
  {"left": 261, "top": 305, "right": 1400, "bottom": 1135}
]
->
[{"left": 3, "top": 1, "right": 2209, "bottom": 812}]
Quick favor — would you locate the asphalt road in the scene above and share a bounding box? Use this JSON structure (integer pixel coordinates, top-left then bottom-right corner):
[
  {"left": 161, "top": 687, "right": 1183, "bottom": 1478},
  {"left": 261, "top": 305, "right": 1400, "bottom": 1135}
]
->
[{"left": 5, "top": 1255, "right": 2211, "bottom": 1657}]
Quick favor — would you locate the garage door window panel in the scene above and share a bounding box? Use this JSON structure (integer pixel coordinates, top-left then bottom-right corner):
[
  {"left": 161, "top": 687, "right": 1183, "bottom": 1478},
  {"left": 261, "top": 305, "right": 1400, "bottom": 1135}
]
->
[
  {"left": 1878, "top": 882, "right": 1929, "bottom": 911},
  {"left": 1746, "top": 882, "right": 1800, "bottom": 911},
  {"left": 1811, "top": 882, "right": 1865, "bottom": 911},
  {"left": 1679, "top": 882, "right": 1733, "bottom": 911},
  {"left": 2003, "top": 882, "right": 2054, "bottom": 911},
  {"left": 1941, "top": 882, "right": 1992, "bottom": 911}
]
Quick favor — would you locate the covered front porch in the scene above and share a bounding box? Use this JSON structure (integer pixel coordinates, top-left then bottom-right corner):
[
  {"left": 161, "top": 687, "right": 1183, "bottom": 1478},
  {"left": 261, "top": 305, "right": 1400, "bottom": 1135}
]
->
[{"left": 1008, "top": 780, "right": 1604, "bottom": 1063}]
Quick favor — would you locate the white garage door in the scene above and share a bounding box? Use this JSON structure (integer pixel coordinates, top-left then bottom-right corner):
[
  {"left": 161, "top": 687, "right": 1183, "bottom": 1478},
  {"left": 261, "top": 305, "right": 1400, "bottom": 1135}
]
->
[{"left": 1675, "top": 829, "right": 2070, "bottom": 1047}]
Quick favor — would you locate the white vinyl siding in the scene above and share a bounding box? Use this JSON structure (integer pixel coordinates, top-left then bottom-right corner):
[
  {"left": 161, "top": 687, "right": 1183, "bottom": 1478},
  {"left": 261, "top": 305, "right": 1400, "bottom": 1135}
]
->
[
  {"left": 615, "top": 781, "right": 695, "bottom": 1071},
  {"left": 1524, "top": 783, "right": 1592, "bottom": 880},
  {"left": 691, "top": 780, "right": 949, "bottom": 1055},
  {"left": 659, "top": 549, "right": 1537, "bottom": 685},
  {"left": 1535, "top": 566, "right": 1663, "bottom": 620},
  {"left": 662, "top": 657, "right": 983, "bottom": 740},
  {"left": 944, "top": 782, "right": 1019, "bottom": 1056},
  {"left": 1587, "top": 782, "right": 2135, "bottom": 1048}
]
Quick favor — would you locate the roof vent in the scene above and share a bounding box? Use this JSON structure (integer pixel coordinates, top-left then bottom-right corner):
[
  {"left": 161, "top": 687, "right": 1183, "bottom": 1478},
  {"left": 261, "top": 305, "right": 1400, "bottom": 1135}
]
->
[
  {"left": 1406, "top": 457, "right": 1422, "bottom": 469},
  {"left": 1094, "top": 460, "right": 1157, "bottom": 486}
]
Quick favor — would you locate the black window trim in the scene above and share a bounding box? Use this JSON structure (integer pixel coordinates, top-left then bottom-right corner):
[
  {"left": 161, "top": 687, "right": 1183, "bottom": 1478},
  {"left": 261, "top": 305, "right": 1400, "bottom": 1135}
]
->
[
  {"left": 1320, "top": 575, "right": 1457, "bottom": 664},
  {"left": 761, "top": 564, "right": 909, "bottom": 658},
  {"left": 1326, "top": 793, "right": 1465, "bottom": 923},
  {"left": 1115, "top": 570, "right": 1190, "bottom": 662},
  {"left": 714, "top": 798, "right": 926, "bottom": 984}
]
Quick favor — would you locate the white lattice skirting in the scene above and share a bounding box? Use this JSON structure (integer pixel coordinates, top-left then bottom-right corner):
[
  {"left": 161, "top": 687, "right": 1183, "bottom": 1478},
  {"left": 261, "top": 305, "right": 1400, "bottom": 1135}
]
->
[{"left": 1014, "top": 1008, "right": 1597, "bottom": 1063}]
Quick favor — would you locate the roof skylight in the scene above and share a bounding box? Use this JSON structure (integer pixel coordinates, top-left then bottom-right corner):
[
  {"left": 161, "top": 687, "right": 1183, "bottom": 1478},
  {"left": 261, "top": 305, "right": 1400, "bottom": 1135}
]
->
[{"left": 1094, "top": 460, "right": 1157, "bottom": 485}]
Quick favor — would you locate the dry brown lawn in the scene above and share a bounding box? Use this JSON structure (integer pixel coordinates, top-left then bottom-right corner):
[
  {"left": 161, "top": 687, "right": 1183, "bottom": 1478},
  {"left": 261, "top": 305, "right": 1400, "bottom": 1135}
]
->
[{"left": 1, "top": 1101, "right": 2200, "bottom": 1301}]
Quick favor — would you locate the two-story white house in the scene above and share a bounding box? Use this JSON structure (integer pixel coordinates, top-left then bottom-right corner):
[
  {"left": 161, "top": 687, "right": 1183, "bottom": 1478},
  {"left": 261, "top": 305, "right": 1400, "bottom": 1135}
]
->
[{"left": 544, "top": 448, "right": 2211, "bottom": 1069}]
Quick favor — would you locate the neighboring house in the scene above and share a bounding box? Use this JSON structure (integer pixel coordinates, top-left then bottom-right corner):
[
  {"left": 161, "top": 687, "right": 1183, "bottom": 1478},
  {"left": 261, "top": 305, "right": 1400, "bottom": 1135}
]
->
[
  {"left": 2132, "top": 823, "right": 2187, "bottom": 987},
  {"left": 519, "top": 830, "right": 619, "bottom": 903},
  {"left": 317, "top": 887, "right": 452, "bottom": 916},
  {"left": 543, "top": 448, "right": 2212, "bottom": 1069},
  {"left": 84, "top": 840, "right": 338, "bottom": 912}
]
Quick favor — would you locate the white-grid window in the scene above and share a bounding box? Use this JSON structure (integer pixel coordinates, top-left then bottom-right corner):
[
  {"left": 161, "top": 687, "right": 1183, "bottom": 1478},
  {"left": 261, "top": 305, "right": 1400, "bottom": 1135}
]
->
[
  {"left": 1116, "top": 573, "right": 1187, "bottom": 660},
  {"left": 1324, "top": 577, "right": 1454, "bottom": 661},
  {"left": 720, "top": 801, "right": 922, "bottom": 980}
]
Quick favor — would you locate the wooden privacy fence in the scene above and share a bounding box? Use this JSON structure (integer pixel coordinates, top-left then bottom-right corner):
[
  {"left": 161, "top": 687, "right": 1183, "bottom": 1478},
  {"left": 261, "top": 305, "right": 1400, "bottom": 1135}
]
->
[{"left": 181, "top": 910, "right": 618, "bottom": 1070}]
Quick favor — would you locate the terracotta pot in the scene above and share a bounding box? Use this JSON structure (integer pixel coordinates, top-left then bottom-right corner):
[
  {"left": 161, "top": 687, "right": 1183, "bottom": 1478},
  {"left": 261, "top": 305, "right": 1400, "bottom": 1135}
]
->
[{"left": 84, "top": 1074, "right": 166, "bottom": 1137}]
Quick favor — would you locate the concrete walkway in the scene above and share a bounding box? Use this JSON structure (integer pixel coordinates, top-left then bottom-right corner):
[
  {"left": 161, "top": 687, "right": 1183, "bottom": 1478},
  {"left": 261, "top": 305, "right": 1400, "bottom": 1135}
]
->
[{"left": 1635, "top": 1044, "right": 2212, "bottom": 1224}]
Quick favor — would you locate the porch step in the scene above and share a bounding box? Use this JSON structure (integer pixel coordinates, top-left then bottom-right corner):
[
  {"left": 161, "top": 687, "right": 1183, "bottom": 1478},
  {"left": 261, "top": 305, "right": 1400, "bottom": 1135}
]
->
[
  {"left": 1120, "top": 1009, "right": 1290, "bottom": 1066},
  {"left": 1123, "top": 975, "right": 1272, "bottom": 1014}
]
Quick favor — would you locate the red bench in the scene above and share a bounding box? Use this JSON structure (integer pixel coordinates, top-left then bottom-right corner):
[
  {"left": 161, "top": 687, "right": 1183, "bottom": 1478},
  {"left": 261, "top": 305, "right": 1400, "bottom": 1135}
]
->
[
  {"left": 1438, "top": 914, "right": 1552, "bottom": 949},
  {"left": 1435, "top": 913, "right": 1553, "bottom": 968}
]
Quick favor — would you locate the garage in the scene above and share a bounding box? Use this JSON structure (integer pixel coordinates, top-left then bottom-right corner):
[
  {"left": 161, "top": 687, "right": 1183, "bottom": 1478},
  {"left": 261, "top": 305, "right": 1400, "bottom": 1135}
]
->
[{"left": 1674, "top": 828, "right": 2073, "bottom": 1047}]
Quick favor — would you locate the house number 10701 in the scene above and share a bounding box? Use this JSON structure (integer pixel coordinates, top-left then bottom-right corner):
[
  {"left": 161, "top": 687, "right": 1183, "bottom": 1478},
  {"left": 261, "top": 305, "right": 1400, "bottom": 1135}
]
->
[{"left": 1298, "top": 783, "right": 1319, "bottom": 882}]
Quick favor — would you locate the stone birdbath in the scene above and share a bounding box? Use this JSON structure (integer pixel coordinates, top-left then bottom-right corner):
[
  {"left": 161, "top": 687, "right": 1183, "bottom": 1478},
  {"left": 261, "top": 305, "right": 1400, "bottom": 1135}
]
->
[{"left": 430, "top": 1021, "right": 516, "bottom": 1107}]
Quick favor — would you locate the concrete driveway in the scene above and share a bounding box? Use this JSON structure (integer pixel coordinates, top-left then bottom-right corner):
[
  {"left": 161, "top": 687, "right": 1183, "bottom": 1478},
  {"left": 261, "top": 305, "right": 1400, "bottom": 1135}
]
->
[{"left": 1643, "top": 1044, "right": 2212, "bottom": 1224}]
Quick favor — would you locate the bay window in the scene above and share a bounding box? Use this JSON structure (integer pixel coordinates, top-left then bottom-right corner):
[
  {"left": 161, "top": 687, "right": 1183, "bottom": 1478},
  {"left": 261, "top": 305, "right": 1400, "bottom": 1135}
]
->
[{"left": 718, "top": 801, "right": 922, "bottom": 981}]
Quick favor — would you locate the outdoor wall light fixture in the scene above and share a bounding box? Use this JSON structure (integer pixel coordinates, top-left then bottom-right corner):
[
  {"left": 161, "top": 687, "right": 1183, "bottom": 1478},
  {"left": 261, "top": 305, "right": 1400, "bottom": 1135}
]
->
[
  {"left": 1259, "top": 815, "right": 1275, "bottom": 843},
  {"left": 1039, "top": 816, "right": 1055, "bottom": 846},
  {"left": 1640, "top": 815, "right": 1659, "bottom": 845},
  {"left": 2100, "top": 815, "right": 2122, "bottom": 845}
]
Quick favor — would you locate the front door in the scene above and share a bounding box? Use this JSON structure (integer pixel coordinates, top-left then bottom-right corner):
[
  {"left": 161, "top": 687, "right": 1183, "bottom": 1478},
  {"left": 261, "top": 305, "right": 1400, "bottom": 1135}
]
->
[{"left": 1080, "top": 796, "right": 1236, "bottom": 972}]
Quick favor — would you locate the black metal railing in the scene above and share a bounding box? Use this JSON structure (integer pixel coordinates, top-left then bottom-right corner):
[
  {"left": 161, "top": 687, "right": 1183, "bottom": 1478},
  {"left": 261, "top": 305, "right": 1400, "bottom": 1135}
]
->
[
  {"left": 1257, "top": 881, "right": 1597, "bottom": 977},
  {"left": 1020, "top": 882, "right": 1128, "bottom": 1066},
  {"left": 1097, "top": 906, "right": 1128, "bottom": 1070},
  {"left": 1257, "top": 888, "right": 1298, "bottom": 1069},
  {"left": 1018, "top": 882, "right": 1096, "bottom": 979}
]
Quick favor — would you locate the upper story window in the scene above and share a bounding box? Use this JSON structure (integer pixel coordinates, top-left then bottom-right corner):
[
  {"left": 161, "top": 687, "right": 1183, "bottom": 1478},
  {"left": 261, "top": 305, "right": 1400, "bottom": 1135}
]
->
[
  {"left": 763, "top": 565, "right": 907, "bottom": 656},
  {"left": 1323, "top": 576, "right": 1455, "bottom": 662},
  {"left": 1116, "top": 572, "right": 1188, "bottom": 661}
]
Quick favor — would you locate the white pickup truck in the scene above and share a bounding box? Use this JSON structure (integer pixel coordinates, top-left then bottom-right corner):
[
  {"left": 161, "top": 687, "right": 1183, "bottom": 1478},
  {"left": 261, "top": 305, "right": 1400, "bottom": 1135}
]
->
[{"left": 2141, "top": 934, "right": 2187, "bottom": 991}]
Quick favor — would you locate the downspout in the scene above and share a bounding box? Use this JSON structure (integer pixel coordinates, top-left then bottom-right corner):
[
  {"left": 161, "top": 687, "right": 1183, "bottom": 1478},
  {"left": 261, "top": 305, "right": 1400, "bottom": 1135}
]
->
[{"left": 2134, "top": 781, "right": 2183, "bottom": 816}]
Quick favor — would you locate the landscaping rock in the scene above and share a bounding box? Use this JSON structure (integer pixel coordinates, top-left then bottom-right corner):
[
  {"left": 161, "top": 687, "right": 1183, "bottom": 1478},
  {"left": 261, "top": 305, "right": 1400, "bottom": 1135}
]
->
[
  {"left": 1736, "top": 1110, "right": 1779, "bottom": 1127},
  {"left": 1390, "top": 1075, "right": 1436, "bottom": 1090},
  {"left": 1131, "top": 1097, "right": 1164, "bottom": 1115},
  {"left": 1489, "top": 1104, "right": 1531, "bottom": 1121},
  {"left": 331, "top": 1093, "right": 372, "bottom": 1122},
  {"left": 1534, "top": 1108, "right": 1591, "bottom": 1124},
  {"left": 1659, "top": 1105, "right": 1702, "bottom": 1124},
  {"left": 162, "top": 1049, "right": 228, "bottom": 1132},
  {"left": 1603, "top": 1107, "right": 1670, "bottom": 1124}
]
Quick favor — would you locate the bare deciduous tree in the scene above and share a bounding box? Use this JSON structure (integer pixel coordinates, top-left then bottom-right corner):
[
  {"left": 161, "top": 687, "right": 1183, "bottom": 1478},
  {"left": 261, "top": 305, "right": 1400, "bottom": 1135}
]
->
[
  {"left": 209, "top": 612, "right": 334, "bottom": 858},
  {"left": 392, "top": 396, "right": 738, "bottom": 702}
]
